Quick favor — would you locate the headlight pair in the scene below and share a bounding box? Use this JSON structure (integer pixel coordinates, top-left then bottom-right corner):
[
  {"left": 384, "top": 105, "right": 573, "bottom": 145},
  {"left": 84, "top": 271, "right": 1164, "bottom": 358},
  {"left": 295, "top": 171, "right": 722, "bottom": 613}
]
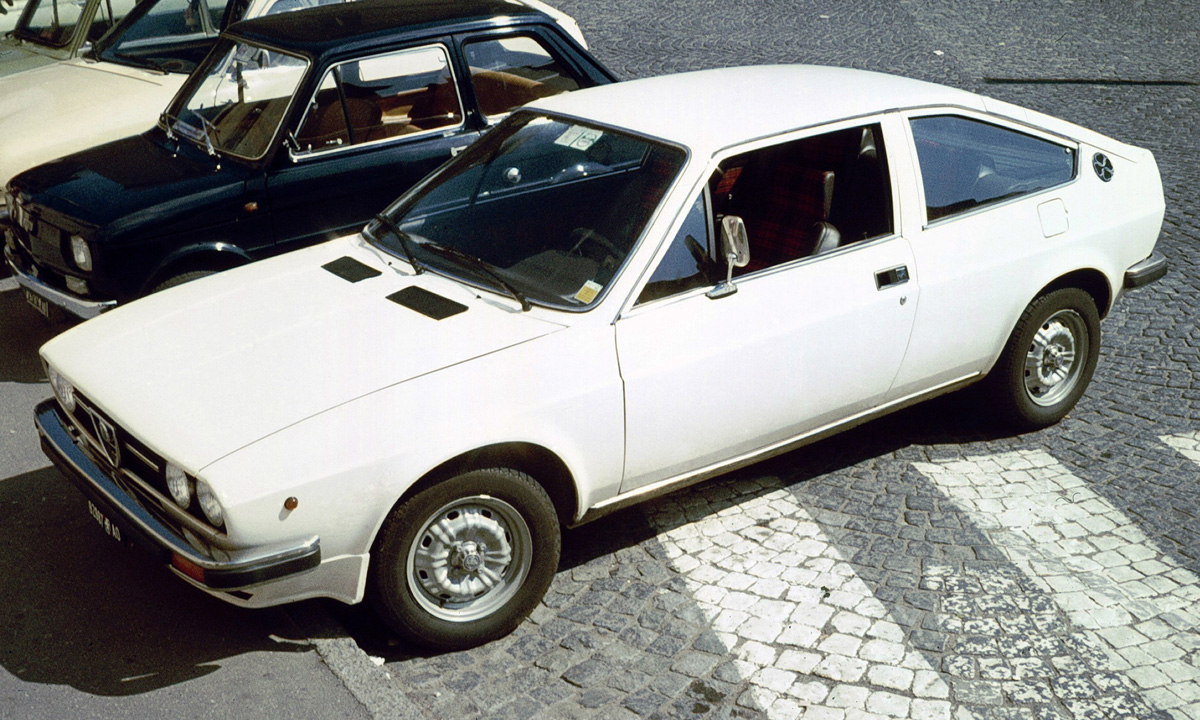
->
[{"left": 165, "top": 462, "right": 225, "bottom": 528}]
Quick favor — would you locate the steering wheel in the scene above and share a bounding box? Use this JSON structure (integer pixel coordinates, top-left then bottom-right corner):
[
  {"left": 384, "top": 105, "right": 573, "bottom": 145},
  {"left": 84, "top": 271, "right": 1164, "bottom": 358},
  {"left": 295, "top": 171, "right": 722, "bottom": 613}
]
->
[{"left": 568, "top": 228, "right": 622, "bottom": 261}]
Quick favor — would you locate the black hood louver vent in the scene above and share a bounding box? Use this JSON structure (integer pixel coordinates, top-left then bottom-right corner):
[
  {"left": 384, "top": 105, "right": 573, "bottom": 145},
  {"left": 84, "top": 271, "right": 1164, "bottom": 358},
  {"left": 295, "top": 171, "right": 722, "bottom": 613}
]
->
[
  {"left": 322, "top": 256, "right": 382, "bottom": 282},
  {"left": 387, "top": 286, "right": 467, "bottom": 320}
]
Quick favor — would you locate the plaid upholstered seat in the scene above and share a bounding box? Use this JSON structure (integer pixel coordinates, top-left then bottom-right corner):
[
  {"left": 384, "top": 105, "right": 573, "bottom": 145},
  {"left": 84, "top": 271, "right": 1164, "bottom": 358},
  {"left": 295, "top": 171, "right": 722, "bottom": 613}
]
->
[{"left": 742, "top": 163, "right": 835, "bottom": 272}]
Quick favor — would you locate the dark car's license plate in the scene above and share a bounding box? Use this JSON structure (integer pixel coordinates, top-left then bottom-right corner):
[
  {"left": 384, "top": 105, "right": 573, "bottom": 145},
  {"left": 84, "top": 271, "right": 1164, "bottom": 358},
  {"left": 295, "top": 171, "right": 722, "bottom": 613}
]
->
[
  {"left": 23, "top": 289, "right": 50, "bottom": 319},
  {"left": 88, "top": 500, "right": 124, "bottom": 543}
]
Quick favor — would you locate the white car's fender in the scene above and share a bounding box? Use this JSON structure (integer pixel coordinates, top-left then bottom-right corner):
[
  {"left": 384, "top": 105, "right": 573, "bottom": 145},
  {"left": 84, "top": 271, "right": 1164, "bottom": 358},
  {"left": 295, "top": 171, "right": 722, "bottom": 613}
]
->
[{"left": 197, "top": 315, "right": 625, "bottom": 600}]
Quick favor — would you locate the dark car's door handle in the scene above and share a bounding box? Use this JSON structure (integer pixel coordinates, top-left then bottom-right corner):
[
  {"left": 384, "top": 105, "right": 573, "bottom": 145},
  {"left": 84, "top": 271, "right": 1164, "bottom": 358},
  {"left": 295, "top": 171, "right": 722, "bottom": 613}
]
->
[{"left": 875, "top": 265, "right": 910, "bottom": 289}]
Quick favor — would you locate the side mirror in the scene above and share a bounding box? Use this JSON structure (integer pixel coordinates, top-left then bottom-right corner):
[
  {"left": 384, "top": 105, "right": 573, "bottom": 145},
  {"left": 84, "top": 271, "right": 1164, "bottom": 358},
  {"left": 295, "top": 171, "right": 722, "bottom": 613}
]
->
[
  {"left": 707, "top": 215, "right": 750, "bottom": 299},
  {"left": 720, "top": 215, "right": 750, "bottom": 268}
]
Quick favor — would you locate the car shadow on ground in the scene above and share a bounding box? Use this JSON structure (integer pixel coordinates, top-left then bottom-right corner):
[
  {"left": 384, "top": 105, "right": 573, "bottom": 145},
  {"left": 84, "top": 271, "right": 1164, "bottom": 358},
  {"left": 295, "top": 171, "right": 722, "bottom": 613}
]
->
[
  {"left": 0, "top": 283, "right": 75, "bottom": 384},
  {"left": 332, "top": 386, "right": 1022, "bottom": 661},
  {"left": 0, "top": 466, "right": 315, "bottom": 696}
]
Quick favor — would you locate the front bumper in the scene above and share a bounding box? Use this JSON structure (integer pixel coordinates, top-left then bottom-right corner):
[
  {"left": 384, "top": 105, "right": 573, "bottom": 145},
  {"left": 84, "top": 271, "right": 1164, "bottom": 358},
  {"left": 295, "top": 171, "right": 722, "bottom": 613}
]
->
[
  {"left": 4, "top": 240, "right": 116, "bottom": 319},
  {"left": 1124, "top": 251, "right": 1168, "bottom": 289},
  {"left": 35, "top": 399, "right": 321, "bottom": 590}
]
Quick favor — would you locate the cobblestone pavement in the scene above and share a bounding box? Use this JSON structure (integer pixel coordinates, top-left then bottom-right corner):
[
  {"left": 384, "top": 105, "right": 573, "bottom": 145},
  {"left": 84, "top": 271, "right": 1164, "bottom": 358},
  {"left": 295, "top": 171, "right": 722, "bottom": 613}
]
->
[{"left": 310, "top": 2, "right": 1200, "bottom": 719}]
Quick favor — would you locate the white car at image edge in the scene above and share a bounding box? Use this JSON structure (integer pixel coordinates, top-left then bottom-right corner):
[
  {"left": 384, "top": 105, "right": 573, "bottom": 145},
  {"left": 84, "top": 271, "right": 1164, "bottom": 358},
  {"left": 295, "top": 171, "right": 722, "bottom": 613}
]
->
[{"left": 35, "top": 65, "right": 1166, "bottom": 650}]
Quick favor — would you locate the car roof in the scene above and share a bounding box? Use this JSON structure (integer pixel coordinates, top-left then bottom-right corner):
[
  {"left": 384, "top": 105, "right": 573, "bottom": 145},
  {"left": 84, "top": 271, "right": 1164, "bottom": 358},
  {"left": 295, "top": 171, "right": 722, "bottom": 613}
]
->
[
  {"left": 228, "top": 0, "right": 552, "bottom": 58},
  {"left": 529, "top": 65, "right": 989, "bottom": 156}
]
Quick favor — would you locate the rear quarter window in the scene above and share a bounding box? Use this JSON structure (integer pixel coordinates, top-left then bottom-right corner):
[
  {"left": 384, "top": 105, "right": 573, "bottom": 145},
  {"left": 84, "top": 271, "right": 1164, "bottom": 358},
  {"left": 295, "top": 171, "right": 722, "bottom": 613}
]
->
[{"left": 911, "top": 115, "right": 1076, "bottom": 222}]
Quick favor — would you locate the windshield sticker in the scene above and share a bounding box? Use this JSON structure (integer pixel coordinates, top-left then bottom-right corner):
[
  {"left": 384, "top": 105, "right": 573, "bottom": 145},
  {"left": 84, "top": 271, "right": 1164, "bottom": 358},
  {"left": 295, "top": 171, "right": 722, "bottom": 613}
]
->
[
  {"left": 554, "top": 125, "right": 603, "bottom": 151},
  {"left": 574, "top": 280, "right": 602, "bottom": 304}
]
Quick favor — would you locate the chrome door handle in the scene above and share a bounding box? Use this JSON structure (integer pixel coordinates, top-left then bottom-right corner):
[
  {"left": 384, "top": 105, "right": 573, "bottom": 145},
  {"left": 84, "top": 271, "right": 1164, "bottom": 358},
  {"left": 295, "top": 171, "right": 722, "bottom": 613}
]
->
[{"left": 875, "top": 265, "right": 909, "bottom": 289}]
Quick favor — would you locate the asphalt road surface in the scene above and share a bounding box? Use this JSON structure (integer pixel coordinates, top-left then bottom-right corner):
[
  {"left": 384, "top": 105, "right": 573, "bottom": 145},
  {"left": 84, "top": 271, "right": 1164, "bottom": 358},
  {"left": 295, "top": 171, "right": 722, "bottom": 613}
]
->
[{"left": 2, "top": 1, "right": 1199, "bottom": 719}]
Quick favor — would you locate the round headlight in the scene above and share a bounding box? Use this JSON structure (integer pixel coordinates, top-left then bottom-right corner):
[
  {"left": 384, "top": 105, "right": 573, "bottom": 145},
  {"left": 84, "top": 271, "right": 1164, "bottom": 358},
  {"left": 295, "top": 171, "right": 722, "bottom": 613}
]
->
[
  {"left": 196, "top": 480, "right": 224, "bottom": 527},
  {"left": 70, "top": 235, "right": 92, "bottom": 272},
  {"left": 165, "top": 463, "right": 191, "bottom": 508},
  {"left": 47, "top": 366, "right": 76, "bottom": 413}
]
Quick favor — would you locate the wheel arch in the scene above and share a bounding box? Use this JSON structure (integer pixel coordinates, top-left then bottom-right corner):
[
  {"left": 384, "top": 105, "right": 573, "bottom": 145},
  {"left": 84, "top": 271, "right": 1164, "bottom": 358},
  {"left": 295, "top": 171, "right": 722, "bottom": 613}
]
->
[
  {"left": 1035, "top": 268, "right": 1112, "bottom": 319},
  {"left": 371, "top": 442, "right": 579, "bottom": 555},
  {"left": 141, "top": 242, "right": 252, "bottom": 295}
]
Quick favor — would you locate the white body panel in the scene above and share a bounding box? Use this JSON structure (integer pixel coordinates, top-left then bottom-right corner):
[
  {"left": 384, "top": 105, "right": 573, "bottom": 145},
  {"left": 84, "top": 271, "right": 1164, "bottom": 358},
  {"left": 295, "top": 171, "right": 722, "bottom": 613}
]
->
[
  {"left": 38, "top": 65, "right": 1166, "bottom": 610},
  {"left": 0, "top": 59, "right": 184, "bottom": 193}
]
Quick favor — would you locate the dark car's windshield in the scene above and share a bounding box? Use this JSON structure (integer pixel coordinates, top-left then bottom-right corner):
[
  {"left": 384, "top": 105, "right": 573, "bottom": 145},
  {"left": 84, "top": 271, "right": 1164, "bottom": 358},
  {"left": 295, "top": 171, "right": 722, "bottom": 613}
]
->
[
  {"left": 13, "top": 0, "right": 136, "bottom": 48},
  {"left": 368, "top": 111, "right": 686, "bottom": 310},
  {"left": 96, "top": 0, "right": 229, "bottom": 74},
  {"left": 165, "top": 37, "right": 307, "bottom": 160}
]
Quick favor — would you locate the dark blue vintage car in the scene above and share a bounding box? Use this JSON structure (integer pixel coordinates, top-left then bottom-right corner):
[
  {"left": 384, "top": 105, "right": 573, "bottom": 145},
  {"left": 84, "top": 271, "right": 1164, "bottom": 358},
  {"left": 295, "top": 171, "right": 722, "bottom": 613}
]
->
[{"left": 4, "top": 0, "right": 613, "bottom": 319}]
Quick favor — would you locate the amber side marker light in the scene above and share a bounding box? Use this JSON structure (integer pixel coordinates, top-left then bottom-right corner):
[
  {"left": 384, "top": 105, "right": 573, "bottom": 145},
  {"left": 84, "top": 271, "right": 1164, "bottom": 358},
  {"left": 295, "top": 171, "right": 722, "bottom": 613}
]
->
[
  {"left": 171, "top": 553, "right": 206, "bottom": 583},
  {"left": 284, "top": 497, "right": 298, "bottom": 511}
]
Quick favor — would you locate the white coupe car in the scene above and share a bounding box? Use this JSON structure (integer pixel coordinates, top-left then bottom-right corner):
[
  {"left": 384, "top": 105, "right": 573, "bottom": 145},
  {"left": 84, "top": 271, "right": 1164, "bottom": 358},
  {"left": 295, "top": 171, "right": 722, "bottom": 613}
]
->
[{"left": 35, "top": 65, "right": 1166, "bottom": 650}]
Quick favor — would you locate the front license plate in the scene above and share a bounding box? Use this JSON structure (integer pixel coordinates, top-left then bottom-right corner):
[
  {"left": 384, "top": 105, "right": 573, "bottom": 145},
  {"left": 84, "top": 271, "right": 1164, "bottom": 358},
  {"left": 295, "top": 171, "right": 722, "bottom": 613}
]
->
[
  {"left": 88, "top": 500, "right": 124, "bottom": 544},
  {"left": 23, "top": 289, "right": 50, "bottom": 319}
]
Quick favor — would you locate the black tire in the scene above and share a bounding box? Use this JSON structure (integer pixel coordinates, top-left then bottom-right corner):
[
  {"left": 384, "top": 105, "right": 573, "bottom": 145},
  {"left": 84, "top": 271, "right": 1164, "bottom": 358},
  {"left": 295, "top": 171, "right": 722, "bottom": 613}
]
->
[
  {"left": 151, "top": 270, "right": 215, "bottom": 294},
  {"left": 987, "top": 287, "right": 1101, "bottom": 430},
  {"left": 369, "top": 468, "right": 560, "bottom": 650}
]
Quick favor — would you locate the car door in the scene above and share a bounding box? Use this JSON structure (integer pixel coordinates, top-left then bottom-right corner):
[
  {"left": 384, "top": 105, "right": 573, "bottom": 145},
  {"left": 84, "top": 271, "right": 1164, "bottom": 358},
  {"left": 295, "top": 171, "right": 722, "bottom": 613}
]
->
[
  {"left": 266, "top": 42, "right": 481, "bottom": 248},
  {"left": 886, "top": 110, "right": 1080, "bottom": 400},
  {"left": 615, "top": 120, "right": 918, "bottom": 491}
]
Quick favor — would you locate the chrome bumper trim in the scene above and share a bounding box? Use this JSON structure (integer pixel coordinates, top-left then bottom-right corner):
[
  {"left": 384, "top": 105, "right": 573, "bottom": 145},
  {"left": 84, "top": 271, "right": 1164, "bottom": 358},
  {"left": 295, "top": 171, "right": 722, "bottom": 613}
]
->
[
  {"left": 36, "top": 399, "right": 321, "bottom": 590},
  {"left": 4, "top": 243, "right": 116, "bottom": 319}
]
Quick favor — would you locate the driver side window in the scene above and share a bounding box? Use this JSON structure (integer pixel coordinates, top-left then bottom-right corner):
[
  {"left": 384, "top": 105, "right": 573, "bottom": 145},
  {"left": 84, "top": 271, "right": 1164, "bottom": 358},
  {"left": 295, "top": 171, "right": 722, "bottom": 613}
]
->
[{"left": 636, "top": 191, "right": 716, "bottom": 305}]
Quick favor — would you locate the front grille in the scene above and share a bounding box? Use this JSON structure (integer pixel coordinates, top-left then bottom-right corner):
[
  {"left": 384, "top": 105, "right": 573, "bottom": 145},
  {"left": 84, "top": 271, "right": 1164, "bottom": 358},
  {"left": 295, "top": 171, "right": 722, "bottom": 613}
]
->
[
  {"left": 71, "top": 391, "right": 161, "bottom": 484},
  {"left": 61, "top": 394, "right": 227, "bottom": 546}
]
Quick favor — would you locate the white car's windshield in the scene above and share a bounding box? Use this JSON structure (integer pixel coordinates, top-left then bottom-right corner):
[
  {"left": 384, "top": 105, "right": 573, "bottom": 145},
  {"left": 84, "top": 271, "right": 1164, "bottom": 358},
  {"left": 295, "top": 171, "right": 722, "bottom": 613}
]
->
[
  {"left": 12, "top": 0, "right": 90, "bottom": 46},
  {"left": 96, "top": 0, "right": 228, "bottom": 74},
  {"left": 166, "top": 37, "right": 307, "bottom": 160},
  {"left": 0, "top": 0, "right": 29, "bottom": 35},
  {"left": 368, "top": 111, "right": 686, "bottom": 310}
]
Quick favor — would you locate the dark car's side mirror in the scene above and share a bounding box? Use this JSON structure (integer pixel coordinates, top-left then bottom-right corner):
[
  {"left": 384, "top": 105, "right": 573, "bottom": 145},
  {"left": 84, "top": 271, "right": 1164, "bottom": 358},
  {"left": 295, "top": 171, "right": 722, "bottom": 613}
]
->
[{"left": 707, "top": 215, "right": 750, "bottom": 299}]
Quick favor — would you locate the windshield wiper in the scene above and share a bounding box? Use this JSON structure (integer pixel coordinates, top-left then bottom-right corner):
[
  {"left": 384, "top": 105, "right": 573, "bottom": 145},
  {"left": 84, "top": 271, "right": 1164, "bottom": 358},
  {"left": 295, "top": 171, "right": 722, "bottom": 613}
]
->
[
  {"left": 111, "top": 52, "right": 169, "bottom": 75},
  {"left": 190, "top": 111, "right": 221, "bottom": 157},
  {"left": 159, "top": 111, "right": 179, "bottom": 141},
  {"left": 371, "top": 213, "right": 422, "bottom": 275},
  {"left": 422, "top": 241, "right": 531, "bottom": 311}
]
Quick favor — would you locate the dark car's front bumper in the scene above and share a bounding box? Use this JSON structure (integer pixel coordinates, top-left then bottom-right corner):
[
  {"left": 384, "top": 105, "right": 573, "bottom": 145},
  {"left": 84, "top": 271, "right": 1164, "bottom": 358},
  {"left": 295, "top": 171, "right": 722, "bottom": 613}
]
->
[
  {"left": 4, "top": 239, "right": 116, "bottom": 319},
  {"left": 35, "top": 399, "right": 320, "bottom": 590},
  {"left": 1124, "top": 251, "right": 1168, "bottom": 289}
]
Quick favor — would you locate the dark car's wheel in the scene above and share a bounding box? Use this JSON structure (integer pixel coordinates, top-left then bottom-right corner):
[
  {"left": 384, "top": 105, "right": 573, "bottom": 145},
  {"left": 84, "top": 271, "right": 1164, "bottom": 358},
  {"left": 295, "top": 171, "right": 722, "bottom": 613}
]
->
[
  {"left": 370, "top": 468, "right": 560, "bottom": 650},
  {"left": 988, "top": 287, "right": 1101, "bottom": 430},
  {"left": 151, "top": 270, "right": 215, "bottom": 294}
]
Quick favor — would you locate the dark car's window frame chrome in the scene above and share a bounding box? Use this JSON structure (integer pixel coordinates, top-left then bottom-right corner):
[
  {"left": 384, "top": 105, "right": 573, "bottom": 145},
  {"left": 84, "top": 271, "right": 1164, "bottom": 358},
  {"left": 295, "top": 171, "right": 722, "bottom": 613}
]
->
[
  {"left": 460, "top": 30, "right": 588, "bottom": 126},
  {"left": 289, "top": 42, "right": 466, "bottom": 162},
  {"left": 165, "top": 35, "right": 312, "bottom": 163}
]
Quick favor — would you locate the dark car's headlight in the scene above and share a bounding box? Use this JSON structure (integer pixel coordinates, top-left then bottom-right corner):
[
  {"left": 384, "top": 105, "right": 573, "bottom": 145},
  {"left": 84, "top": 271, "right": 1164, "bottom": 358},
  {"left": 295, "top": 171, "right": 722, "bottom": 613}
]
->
[{"left": 69, "top": 234, "right": 92, "bottom": 272}]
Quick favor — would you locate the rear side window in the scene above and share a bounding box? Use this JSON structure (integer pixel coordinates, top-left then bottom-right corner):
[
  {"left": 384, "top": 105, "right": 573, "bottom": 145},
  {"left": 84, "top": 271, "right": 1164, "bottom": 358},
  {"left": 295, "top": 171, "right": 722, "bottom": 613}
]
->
[
  {"left": 911, "top": 115, "right": 1075, "bottom": 221},
  {"left": 464, "top": 34, "right": 585, "bottom": 119}
]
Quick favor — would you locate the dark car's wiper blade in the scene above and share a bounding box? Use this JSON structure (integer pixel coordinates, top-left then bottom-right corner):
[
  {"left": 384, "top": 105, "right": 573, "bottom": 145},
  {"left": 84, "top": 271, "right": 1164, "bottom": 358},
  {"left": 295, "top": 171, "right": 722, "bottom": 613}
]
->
[
  {"left": 159, "top": 111, "right": 179, "bottom": 141},
  {"left": 422, "top": 241, "right": 530, "bottom": 311},
  {"left": 371, "top": 213, "right": 422, "bottom": 274}
]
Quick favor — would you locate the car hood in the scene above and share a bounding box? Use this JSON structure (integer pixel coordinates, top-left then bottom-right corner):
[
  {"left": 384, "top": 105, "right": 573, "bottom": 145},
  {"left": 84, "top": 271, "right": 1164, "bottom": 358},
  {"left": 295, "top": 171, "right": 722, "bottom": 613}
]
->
[
  {"left": 0, "top": 41, "right": 60, "bottom": 77},
  {"left": 40, "top": 236, "right": 567, "bottom": 470},
  {"left": 12, "top": 129, "right": 249, "bottom": 239},
  {"left": 0, "top": 58, "right": 185, "bottom": 188}
]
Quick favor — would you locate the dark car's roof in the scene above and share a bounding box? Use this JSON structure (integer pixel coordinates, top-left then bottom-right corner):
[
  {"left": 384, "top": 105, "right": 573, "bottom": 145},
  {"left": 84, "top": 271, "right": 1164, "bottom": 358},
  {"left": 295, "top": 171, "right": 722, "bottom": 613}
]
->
[{"left": 227, "top": 0, "right": 551, "bottom": 58}]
